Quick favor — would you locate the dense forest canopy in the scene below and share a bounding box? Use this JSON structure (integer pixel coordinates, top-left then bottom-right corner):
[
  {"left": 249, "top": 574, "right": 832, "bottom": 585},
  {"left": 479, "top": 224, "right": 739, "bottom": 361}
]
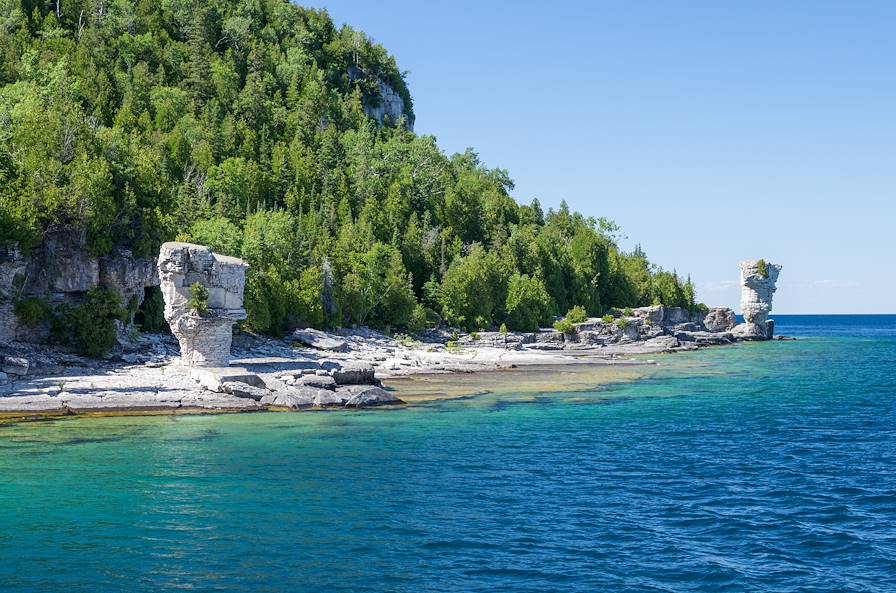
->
[{"left": 0, "top": 0, "right": 702, "bottom": 337}]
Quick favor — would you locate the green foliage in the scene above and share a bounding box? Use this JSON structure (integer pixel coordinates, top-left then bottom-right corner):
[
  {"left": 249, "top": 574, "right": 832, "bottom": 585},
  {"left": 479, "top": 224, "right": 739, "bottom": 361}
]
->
[
  {"left": 565, "top": 305, "right": 588, "bottom": 324},
  {"left": 470, "top": 332, "right": 480, "bottom": 341},
  {"left": 601, "top": 314, "right": 615, "bottom": 324},
  {"left": 553, "top": 318, "right": 575, "bottom": 335},
  {"left": 0, "top": 0, "right": 702, "bottom": 338},
  {"left": 756, "top": 259, "right": 769, "bottom": 279},
  {"left": 188, "top": 283, "right": 209, "bottom": 316},
  {"left": 182, "top": 218, "right": 243, "bottom": 257},
  {"left": 499, "top": 323, "right": 508, "bottom": 335},
  {"left": 623, "top": 307, "right": 634, "bottom": 317},
  {"left": 52, "top": 288, "right": 128, "bottom": 358},
  {"left": 615, "top": 318, "right": 629, "bottom": 330},
  {"left": 505, "top": 273, "right": 552, "bottom": 332},
  {"left": 14, "top": 298, "right": 51, "bottom": 328}
]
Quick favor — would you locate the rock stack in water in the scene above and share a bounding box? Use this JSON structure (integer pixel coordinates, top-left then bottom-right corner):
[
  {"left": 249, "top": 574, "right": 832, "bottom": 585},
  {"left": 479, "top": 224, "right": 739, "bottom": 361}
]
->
[
  {"left": 733, "top": 260, "right": 781, "bottom": 340},
  {"left": 157, "top": 242, "right": 248, "bottom": 367}
]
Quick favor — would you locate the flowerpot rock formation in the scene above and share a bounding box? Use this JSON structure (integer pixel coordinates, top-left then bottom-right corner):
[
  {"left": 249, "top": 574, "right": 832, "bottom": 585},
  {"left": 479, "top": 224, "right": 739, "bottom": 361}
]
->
[
  {"left": 732, "top": 260, "right": 781, "bottom": 340},
  {"left": 157, "top": 242, "right": 248, "bottom": 367}
]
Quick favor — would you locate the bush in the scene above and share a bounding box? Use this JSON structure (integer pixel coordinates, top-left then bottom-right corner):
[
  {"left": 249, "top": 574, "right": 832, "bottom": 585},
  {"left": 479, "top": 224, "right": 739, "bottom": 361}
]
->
[
  {"left": 14, "top": 298, "right": 51, "bottom": 328},
  {"left": 553, "top": 318, "right": 575, "bottom": 335},
  {"left": 188, "top": 283, "right": 209, "bottom": 316},
  {"left": 499, "top": 323, "right": 508, "bottom": 335},
  {"left": 601, "top": 314, "right": 615, "bottom": 324},
  {"left": 470, "top": 331, "right": 480, "bottom": 341},
  {"left": 623, "top": 307, "right": 633, "bottom": 317},
  {"left": 565, "top": 305, "right": 588, "bottom": 324},
  {"left": 406, "top": 304, "right": 430, "bottom": 335},
  {"left": 52, "top": 288, "right": 128, "bottom": 358},
  {"left": 756, "top": 259, "right": 769, "bottom": 279},
  {"left": 615, "top": 318, "right": 628, "bottom": 330}
]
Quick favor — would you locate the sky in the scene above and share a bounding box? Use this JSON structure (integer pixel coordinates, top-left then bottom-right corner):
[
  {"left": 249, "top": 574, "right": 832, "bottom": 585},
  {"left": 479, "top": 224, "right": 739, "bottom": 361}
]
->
[{"left": 304, "top": 0, "right": 895, "bottom": 313}]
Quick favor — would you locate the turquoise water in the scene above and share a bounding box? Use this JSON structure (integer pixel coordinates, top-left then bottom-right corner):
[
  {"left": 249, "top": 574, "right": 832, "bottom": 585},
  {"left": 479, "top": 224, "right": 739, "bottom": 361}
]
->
[{"left": 1, "top": 315, "right": 895, "bottom": 592}]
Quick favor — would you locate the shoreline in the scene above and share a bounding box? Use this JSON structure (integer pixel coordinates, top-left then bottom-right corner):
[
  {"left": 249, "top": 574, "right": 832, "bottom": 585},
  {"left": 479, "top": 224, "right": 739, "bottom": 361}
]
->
[{"left": 0, "top": 324, "right": 750, "bottom": 424}]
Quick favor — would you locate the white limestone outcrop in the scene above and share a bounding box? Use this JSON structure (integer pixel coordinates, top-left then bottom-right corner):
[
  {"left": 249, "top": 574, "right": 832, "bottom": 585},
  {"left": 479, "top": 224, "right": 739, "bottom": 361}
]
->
[
  {"left": 157, "top": 242, "right": 248, "bottom": 367},
  {"left": 732, "top": 260, "right": 781, "bottom": 339}
]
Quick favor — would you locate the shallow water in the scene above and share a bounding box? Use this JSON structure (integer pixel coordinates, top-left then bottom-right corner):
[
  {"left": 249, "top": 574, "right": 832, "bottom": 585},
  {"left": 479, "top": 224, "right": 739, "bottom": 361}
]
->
[{"left": 1, "top": 315, "right": 894, "bottom": 592}]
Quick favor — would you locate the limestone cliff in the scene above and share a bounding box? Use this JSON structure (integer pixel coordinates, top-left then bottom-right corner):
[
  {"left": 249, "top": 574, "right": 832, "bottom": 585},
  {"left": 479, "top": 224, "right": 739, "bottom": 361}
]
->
[
  {"left": 0, "top": 235, "right": 158, "bottom": 344},
  {"left": 349, "top": 66, "right": 414, "bottom": 131}
]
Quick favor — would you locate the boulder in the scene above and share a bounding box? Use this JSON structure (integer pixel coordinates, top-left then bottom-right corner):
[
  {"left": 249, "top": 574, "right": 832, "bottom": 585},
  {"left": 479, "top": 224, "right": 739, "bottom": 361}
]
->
[
  {"left": 221, "top": 382, "right": 270, "bottom": 401},
  {"left": 292, "top": 328, "right": 348, "bottom": 352},
  {"left": 632, "top": 305, "right": 664, "bottom": 325},
  {"left": 0, "top": 371, "right": 7, "bottom": 385},
  {"left": 341, "top": 385, "right": 403, "bottom": 407},
  {"left": 260, "top": 387, "right": 323, "bottom": 409},
  {"left": 704, "top": 307, "right": 736, "bottom": 332},
  {"left": 331, "top": 362, "right": 376, "bottom": 385},
  {"left": 190, "top": 367, "right": 266, "bottom": 393},
  {"left": 298, "top": 374, "right": 337, "bottom": 390},
  {"left": 1, "top": 356, "right": 29, "bottom": 376}
]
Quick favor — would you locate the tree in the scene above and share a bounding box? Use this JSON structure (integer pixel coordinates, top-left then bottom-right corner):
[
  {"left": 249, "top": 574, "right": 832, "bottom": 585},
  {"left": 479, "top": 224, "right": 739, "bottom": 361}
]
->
[{"left": 504, "top": 274, "right": 552, "bottom": 332}]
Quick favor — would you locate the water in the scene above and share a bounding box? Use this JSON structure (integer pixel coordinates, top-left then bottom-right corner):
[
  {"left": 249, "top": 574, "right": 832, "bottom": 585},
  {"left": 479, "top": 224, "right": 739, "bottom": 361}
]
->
[{"left": 1, "top": 315, "right": 895, "bottom": 592}]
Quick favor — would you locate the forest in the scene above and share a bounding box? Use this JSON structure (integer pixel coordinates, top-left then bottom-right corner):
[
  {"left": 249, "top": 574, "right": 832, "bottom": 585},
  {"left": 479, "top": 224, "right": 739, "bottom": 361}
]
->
[{"left": 0, "top": 0, "right": 702, "bottom": 339}]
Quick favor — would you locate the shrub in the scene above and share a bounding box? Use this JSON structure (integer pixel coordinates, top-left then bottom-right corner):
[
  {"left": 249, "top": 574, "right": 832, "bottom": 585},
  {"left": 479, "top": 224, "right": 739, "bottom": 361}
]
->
[
  {"left": 623, "top": 307, "right": 633, "bottom": 317},
  {"left": 756, "top": 259, "right": 769, "bottom": 279},
  {"left": 615, "top": 318, "right": 628, "bottom": 330},
  {"left": 188, "top": 283, "right": 209, "bottom": 316},
  {"left": 446, "top": 340, "right": 462, "bottom": 353},
  {"left": 499, "top": 323, "right": 508, "bottom": 335},
  {"left": 182, "top": 217, "right": 242, "bottom": 256},
  {"left": 14, "top": 298, "right": 51, "bottom": 328},
  {"left": 52, "top": 288, "right": 128, "bottom": 358},
  {"left": 565, "top": 305, "right": 588, "bottom": 324},
  {"left": 553, "top": 318, "right": 575, "bottom": 335},
  {"left": 601, "top": 314, "right": 615, "bottom": 324},
  {"left": 470, "top": 331, "right": 480, "bottom": 341}
]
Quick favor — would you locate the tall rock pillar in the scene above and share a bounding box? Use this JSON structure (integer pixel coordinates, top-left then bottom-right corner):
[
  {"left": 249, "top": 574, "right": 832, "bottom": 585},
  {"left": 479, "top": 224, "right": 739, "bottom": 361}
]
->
[
  {"left": 157, "top": 242, "right": 248, "bottom": 367},
  {"left": 733, "top": 260, "right": 781, "bottom": 340}
]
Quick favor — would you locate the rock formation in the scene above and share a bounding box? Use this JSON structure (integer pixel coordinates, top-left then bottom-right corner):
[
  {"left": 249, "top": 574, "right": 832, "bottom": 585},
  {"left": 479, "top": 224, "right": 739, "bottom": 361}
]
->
[
  {"left": 732, "top": 260, "right": 781, "bottom": 339},
  {"left": 0, "top": 235, "right": 158, "bottom": 344},
  {"left": 348, "top": 66, "right": 414, "bottom": 131},
  {"left": 703, "top": 307, "right": 737, "bottom": 332},
  {"left": 157, "top": 242, "right": 248, "bottom": 367}
]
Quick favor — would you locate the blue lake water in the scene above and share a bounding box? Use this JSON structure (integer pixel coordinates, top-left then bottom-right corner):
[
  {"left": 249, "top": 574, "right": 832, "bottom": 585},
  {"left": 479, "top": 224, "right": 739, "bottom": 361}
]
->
[{"left": 1, "top": 315, "right": 895, "bottom": 592}]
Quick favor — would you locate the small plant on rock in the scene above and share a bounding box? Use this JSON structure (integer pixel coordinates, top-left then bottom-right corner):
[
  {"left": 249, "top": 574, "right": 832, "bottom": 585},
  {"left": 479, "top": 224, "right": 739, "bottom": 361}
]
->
[
  {"left": 601, "top": 314, "right": 615, "bottom": 324},
  {"left": 188, "top": 282, "right": 209, "bottom": 316},
  {"left": 615, "top": 318, "right": 629, "bottom": 330},
  {"left": 756, "top": 259, "right": 769, "bottom": 279}
]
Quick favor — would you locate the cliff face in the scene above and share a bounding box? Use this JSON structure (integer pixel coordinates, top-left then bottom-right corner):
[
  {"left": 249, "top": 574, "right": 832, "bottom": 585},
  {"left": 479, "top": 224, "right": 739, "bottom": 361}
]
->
[
  {"left": 0, "top": 235, "right": 158, "bottom": 344},
  {"left": 733, "top": 260, "right": 781, "bottom": 339},
  {"left": 349, "top": 66, "right": 414, "bottom": 131}
]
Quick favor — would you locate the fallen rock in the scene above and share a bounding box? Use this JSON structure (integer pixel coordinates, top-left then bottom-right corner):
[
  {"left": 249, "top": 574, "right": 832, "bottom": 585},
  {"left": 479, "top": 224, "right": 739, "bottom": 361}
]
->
[
  {"left": 331, "top": 362, "right": 376, "bottom": 385},
  {"left": 292, "top": 328, "right": 348, "bottom": 352},
  {"left": 221, "top": 382, "right": 270, "bottom": 401},
  {"left": 298, "top": 374, "right": 337, "bottom": 390},
  {"left": 261, "top": 386, "right": 324, "bottom": 409},
  {"left": 342, "top": 386, "right": 403, "bottom": 407},
  {"left": 190, "top": 367, "right": 266, "bottom": 393},
  {"left": 704, "top": 307, "right": 736, "bottom": 332},
  {"left": 1, "top": 356, "right": 29, "bottom": 376}
]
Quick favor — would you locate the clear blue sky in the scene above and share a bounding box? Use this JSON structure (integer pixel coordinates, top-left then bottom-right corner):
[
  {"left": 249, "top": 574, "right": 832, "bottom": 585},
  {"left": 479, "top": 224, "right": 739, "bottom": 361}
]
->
[{"left": 305, "top": 0, "right": 895, "bottom": 313}]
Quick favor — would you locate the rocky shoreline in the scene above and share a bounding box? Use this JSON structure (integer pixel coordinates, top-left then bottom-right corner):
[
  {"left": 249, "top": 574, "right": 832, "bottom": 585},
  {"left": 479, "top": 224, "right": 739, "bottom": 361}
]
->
[
  {"left": 0, "top": 304, "right": 788, "bottom": 422},
  {"left": 1, "top": 248, "right": 787, "bottom": 422}
]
